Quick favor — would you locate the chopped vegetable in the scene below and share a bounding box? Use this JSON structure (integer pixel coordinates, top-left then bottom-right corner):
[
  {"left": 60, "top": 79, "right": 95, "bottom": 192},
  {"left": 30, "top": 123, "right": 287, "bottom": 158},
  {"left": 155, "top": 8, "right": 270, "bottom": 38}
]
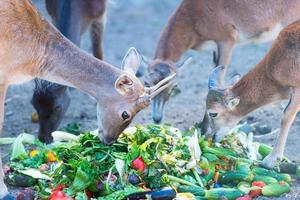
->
[
  {"left": 47, "top": 151, "right": 56, "bottom": 162},
  {"left": 252, "top": 167, "right": 291, "bottom": 183},
  {"left": 262, "top": 181, "right": 290, "bottom": 197},
  {"left": 205, "top": 188, "right": 245, "bottom": 200},
  {"left": 3, "top": 124, "right": 296, "bottom": 199},
  {"left": 131, "top": 156, "right": 146, "bottom": 172},
  {"left": 29, "top": 150, "right": 39, "bottom": 158},
  {"left": 126, "top": 187, "right": 176, "bottom": 200}
]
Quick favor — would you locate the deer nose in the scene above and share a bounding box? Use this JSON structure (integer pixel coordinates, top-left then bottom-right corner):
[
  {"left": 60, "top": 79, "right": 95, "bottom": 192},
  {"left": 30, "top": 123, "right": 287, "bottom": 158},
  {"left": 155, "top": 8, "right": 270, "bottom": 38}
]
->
[
  {"left": 153, "top": 114, "right": 162, "bottom": 124},
  {"left": 98, "top": 130, "right": 117, "bottom": 145}
]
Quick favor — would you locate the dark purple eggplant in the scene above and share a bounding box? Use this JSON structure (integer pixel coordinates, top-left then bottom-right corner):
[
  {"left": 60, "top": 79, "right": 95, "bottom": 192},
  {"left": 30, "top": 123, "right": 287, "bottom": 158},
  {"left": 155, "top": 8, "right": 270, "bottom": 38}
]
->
[
  {"left": 128, "top": 173, "right": 140, "bottom": 185},
  {"left": 126, "top": 187, "right": 176, "bottom": 200}
]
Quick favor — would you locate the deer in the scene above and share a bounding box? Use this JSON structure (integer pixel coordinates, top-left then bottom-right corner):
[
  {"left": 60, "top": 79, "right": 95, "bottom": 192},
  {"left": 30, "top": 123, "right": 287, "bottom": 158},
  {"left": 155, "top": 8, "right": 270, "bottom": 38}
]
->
[
  {"left": 0, "top": 0, "right": 175, "bottom": 199},
  {"left": 143, "top": 0, "right": 300, "bottom": 124},
  {"left": 32, "top": 0, "right": 107, "bottom": 144},
  {"left": 203, "top": 19, "right": 300, "bottom": 169}
]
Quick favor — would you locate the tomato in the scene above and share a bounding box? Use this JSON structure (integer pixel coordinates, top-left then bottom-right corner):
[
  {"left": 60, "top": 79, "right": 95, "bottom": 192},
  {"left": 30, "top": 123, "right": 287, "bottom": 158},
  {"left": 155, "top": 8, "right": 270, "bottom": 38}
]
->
[
  {"left": 131, "top": 156, "right": 146, "bottom": 172},
  {"left": 53, "top": 184, "right": 66, "bottom": 191},
  {"left": 249, "top": 189, "right": 261, "bottom": 198},
  {"left": 85, "top": 189, "right": 93, "bottom": 198},
  {"left": 47, "top": 151, "right": 57, "bottom": 162},
  {"left": 252, "top": 181, "right": 266, "bottom": 188},
  {"left": 202, "top": 169, "right": 209, "bottom": 175},
  {"left": 236, "top": 195, "right": 252, "bottom": 200},
  {"left": 49, "top": 191, "right": 65, "bottom": 200},
  {"left": 29, "top": 150, "right": 39, "bottom": 158}
]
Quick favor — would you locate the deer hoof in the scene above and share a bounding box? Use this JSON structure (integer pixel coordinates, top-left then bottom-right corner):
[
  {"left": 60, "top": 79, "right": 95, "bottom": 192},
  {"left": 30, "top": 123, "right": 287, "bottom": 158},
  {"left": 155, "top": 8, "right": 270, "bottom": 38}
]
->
[{"left": 261, "top": 153, "right": 282, "bottom": 169}]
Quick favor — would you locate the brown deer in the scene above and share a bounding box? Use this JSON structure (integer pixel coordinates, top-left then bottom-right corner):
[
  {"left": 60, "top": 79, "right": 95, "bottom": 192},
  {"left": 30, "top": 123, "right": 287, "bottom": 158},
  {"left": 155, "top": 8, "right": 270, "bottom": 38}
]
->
[
  {"left": 32, "top": 0, "right": 107, "bottom": 143},
  {"left": 0, "top": 0, "right": 174, "bottom": 198},
  {"left": 143, "top": 0, "right": 300, "bottom": 124},
  {"left": 204, "top": 20, "right": 300, "bottom": 169}
]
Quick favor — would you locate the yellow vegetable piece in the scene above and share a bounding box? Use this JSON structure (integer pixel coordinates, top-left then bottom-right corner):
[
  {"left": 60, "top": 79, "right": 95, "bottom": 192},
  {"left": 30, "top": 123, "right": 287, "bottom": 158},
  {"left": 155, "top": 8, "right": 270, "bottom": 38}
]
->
[
  {"left": 31, "top": 112, "right": 39, "bottom": 123},
  {"left": 47, "top": 151, "right": 56, "bottom": 162},
  {"left": 29, "top": 150, "right": 39, "bottom": 158}
]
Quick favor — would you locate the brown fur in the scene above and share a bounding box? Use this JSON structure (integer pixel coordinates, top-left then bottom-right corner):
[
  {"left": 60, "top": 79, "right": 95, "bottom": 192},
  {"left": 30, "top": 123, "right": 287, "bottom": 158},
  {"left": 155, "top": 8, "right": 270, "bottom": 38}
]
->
[
  {"left": 0, "top": 1, "right": 175, "bottom": 197},
  {"left": 146, "top": 0, "right": 300, "bottom": 124},
  {"left": 206, "top": 20, "right": 300, "bottom": 168}
]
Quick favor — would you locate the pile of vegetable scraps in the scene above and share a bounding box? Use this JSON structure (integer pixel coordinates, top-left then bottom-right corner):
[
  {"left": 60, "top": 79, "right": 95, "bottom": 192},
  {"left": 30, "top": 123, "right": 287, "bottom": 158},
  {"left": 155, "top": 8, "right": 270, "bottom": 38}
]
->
[{"left": 1, "top": 124, "right": 297, "bottom": 200}]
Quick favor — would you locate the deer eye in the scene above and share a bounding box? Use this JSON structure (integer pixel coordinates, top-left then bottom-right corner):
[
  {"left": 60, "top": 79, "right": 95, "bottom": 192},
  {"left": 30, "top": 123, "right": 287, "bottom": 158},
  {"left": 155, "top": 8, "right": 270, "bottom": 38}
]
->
[
  {"left": 209, "top": 112, "right": 218, "bottom": 118},
  {"left": 121, "top": 111, "right": 130, "bottom": 120}
]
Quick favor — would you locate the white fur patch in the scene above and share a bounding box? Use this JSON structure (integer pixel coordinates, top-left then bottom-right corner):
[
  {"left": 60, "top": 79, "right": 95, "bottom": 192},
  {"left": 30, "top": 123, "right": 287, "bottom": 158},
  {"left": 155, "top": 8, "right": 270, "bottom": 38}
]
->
[{"left": 238, "top": 23, "right": 283, "bottom": 44}]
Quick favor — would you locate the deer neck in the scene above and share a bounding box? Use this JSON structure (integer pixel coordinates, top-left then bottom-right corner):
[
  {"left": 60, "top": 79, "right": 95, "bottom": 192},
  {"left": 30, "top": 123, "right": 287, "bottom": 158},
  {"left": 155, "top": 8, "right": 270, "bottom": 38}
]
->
[
  {"left": 55, "top": 0, "right": 81, "bottom": 45},
  {"left": 231, "top": 59, "right": 289, "bottom": 117},
  {"left": 39, "top": 32, "right": 121, "bottom": 100},
  {"left": 154, "top": 2, "right": 201, "bottom": 63}
]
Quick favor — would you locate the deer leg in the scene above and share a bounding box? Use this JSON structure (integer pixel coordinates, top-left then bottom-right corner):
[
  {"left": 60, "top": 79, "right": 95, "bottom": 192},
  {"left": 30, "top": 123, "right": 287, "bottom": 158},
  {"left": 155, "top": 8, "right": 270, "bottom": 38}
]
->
[
  {"left": 0, "top": 84, "right": 11, "bottom": 199},
  {"left": 262, "top": 88, "right": 300, "bottom": 169},
  {"left": 90, "top": 18, "right": 104, "bottom": 60},
  {"left": 215, "top": 37, "right": 236, "bottom": 85}
]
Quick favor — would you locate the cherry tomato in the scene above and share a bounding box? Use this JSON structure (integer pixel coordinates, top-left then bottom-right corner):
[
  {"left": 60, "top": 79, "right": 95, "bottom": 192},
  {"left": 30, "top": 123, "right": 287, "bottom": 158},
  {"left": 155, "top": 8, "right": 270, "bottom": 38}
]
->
[
  {"left": 85, "top": 189, "right": 93, "bottom": 198},
  {"left": 252, "top": 181, "right": 266, "bottom": 188},
  {"left": 249, "top": 189, "right": 261, "bottom": 198},
  {"left": 131, "top": 156, "right": 146, "bottom": 172}
]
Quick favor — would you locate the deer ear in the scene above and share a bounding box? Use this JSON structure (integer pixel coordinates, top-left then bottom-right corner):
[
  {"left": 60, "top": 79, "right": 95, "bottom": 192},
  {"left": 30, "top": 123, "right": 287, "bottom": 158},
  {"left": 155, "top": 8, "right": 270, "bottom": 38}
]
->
[
  {"left": 114, "top": 74, "right": 134, "bottom": 96},
  {"left": 122, "top": 47, "right": 141, "bottom": 75},
  {"left": 225, "top": 96, "right": 240, "bottom": 109}
]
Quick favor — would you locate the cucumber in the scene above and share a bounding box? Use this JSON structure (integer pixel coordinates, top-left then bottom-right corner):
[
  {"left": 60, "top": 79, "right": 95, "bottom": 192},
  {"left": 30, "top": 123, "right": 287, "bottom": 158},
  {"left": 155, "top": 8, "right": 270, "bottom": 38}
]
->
[
  {"left": 205, "top": 188, "right": 244, "bottom": 200},
  {"left": 219, "top": 171, "right": 254, "bottom": 184},
  {"left": 200, "top": 176, "right": 208, "bottom": 187},
  {"left": 177, "top": 185, "right": 205, "bottom": 196},
  {"left": 297, "top": 165, "right": 300, "bottom": 179},
  {"left": 258, "top": 143, "right": 272, "bottom": 159},
  {"left": 252, "top": 167, "right": 291, "bottom": 183},
  {"left": 262, "top": 182, "right": 290, "bottom": 197},
  {"left": 203, "top": 153, "right": 219, "bottom": 162},
  {"left": 253, "top": 175, "right": 278, "bottom": 185},
  {"left": 235, "top": 162, "right": 250, "bottom": 174},
  {"left": 237, "top": 182, "right": 251, "bottom": 194},
  {"left": 5, "top": 173, "right": 37, "bottom": 187}
]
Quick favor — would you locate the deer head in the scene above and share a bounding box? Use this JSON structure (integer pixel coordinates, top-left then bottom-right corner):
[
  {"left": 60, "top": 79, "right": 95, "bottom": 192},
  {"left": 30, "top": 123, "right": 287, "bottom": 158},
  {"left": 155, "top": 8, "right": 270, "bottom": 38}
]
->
[
  {"left": 203, "top": 66, "right": 241, "bottom": 142},
  {"left": 142, "top": 57, "right": 192, "bottom": 123},
  {"left": 97, "top": 48, "right": 176, "bottom": 144}
]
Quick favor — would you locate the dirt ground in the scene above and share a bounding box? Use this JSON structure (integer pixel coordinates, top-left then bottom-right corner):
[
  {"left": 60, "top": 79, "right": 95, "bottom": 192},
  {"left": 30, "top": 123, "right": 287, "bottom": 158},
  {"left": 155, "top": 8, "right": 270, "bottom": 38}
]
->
[{"left": 2, "top": 0, "right": 299, "bottom": 199}]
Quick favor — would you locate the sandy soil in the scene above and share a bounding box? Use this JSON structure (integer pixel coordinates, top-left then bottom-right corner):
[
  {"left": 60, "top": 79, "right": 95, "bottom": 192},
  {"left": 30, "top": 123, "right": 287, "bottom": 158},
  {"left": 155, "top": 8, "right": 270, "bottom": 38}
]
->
[{"left": 1, "top": 0, "right": 299, "bottom": 199}]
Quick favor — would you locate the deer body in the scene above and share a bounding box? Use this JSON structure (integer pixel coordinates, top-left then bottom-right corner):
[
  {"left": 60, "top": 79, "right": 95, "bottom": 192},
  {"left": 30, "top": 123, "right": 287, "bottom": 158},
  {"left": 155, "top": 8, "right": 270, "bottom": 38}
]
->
[
  {"left": 32, "top": 0, "right": 106, "bottom": 143},
  {"left": 0, "top": 1, "right": 174, "bottom": 198},
  {"left": 146, "top": 0, "right": 300, "bottom": 123},
  {"left": 205, "top": 20, "right": 300, "bottom": 169}
]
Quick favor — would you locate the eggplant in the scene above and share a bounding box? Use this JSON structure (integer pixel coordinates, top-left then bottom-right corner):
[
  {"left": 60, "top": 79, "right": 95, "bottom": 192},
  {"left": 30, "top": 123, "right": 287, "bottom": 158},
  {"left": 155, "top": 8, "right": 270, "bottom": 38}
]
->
[
  {"left": 126, "top": 187, "right": 176, "bottom": 200},
  {"left": 128, "top": 173, "right": 140, "bottom": 185}
]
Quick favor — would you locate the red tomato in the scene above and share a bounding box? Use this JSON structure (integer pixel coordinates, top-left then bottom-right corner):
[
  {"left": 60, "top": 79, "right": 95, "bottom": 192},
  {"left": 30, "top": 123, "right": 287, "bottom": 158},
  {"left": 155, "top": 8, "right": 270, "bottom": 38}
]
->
[
  {"left": 236, "top": 195, "right": 252, "bottom": 200},
  {"left": 49, "top": 191, "right": 65, "bottom": 200},
  {"left": 252, "top": 181, "right": 266, "bottom": 188},
  {"left": 131, "top": 156, "right": 146, "bottom": 172},
  {"left": 53, "top": 184, "right": 66, "bottom": 191},
  {"left": 202, "top": 169, "right": 209, "bottom": 175},
  {"left": 85, "top": 189, "right": 93, "bottom": 198},
  {"left": 249, "top": 189, "right": 262, "bottom": 198}
]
